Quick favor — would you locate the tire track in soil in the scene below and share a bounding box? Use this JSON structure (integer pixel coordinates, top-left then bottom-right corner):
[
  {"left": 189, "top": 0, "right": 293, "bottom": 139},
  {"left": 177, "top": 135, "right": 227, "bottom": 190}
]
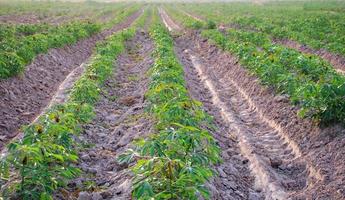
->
[
  {"left": 162, "top": 9, "right": 345, "bottom": 199},
  {"left": 159, "top": 10, "right": 263, "bottom": 199},
  {"left": 58, "top": 31, "right": 154, "bottom": 200},
  {"left": 175, "top": 35, "right": 314, "bottom": 200},
  {"left": 0, "top": 10, "right": 143, "bottom": 151},
  {"left": 174, "top": 40, "right": 263, "bottom": 200},
  {"left": 180, "top": 33, "right": 345, "bottom": 199},
  {"left": 158, "top": 8, "right": 181, "bottom": 32}
]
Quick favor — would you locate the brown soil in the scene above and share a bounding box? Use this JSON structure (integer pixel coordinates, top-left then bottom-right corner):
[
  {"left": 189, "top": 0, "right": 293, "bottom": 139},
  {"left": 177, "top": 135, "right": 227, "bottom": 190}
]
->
[
  {"left": 160, "top": 8, "right": 345, "bottom": 199},
  {"left": 0, "top": 12, "right": 91, "bottom": 25},
  {"left": 180, "top": 10, "right": 204, "bottom": 22},
  {"left": 175, "top": 37, "right": 263, "bottom": 200},
  {"left": 159, "top": 8, "right": 181, "bottom": 32},
  {"left": 0, "top": 13, "right": 44, "bottom": 24},
  {"left": 0, "top": 10, "right": 142, "bottom": 150},
  {"left": 275, "top": 39, "right": 345, "bottom": 74},
  {"left": 57, "top": 30, "right": 154, "bottom": 200},
  {"left": 177, "top": 30, "right": 345, "bottom": 199}
]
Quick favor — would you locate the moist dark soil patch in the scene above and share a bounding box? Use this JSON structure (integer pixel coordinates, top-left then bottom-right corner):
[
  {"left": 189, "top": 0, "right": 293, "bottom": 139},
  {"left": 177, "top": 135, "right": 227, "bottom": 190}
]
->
[
  {"left": 56, "top": 31, "right": 154, "bottom": 200},
  {"left": 179, "top": 30, "right": 345, "bottom": 199},
  {"left": 0, "top": 10, "right": 142, "bottom": 150}
]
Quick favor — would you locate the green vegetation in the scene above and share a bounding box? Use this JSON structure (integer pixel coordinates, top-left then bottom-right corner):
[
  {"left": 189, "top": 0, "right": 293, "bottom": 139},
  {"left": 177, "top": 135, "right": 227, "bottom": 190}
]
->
[
  {"left": 118, "top": 10, "right": 221, "bottom": 200},
  {"left": 171, "top": 1, "right": 345, "bottom": 57},
  {"left": 0, "top": 22, "right": 101, "bottom": 79},
  {"left": 1, "top": 2, "right": 345, "bottom": 199},
  {"left": 0, "top": 1, "right": 127, "bottom": 17},
  {"left": 166, "top": 5, "right": 345, "bottom": 124},
  {"left": 202, "top": 29, "right": 345, "bottom": 124},
  {"left": 0, "top": 4, "right": 141, "bottom": 79},
  {"left": 0, "top": 10, "right": 148, "bottom": 199}
]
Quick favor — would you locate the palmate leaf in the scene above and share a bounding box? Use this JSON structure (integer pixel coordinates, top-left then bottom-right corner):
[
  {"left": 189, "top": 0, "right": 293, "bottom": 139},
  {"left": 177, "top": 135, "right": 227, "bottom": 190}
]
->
[
  {"left": 124, "top": 19, "right": 222, "bottom": 199},
  {"left": 59, "top": 166, "right": 81, "bottom": 179},
  {"left": 0, "top": 18, "right": 138, "bottom": 199},
  {"left": 40, "top": 192, "right": 53, "bottom": 200},
  {"left": 0, "top": 158, "right": 10, "bottom": 180},
  {"left": 117, "top": 149, "right": 136, "bottom": 164},
  {"left": 133, "top": 181, "right": 154, "bottom": 199}
]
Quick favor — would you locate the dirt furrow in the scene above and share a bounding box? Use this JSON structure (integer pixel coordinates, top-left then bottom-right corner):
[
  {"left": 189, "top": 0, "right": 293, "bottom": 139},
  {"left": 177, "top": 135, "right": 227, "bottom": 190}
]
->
[
  {"left": 175, "top": 35, "right": 316, "bottom": 199},
  {"left": 160, "top": 9, "right": 345, "bottom": 198},
  {"left": 158, "top": 8, "right": 181, "bottom": 32},
  {"left": 174, "top": 43, "right": 262, "bottom": 200},
  {"left": 58, "top": 31, "right": 154, "bottom": 200},
  {"left": 175, "top": 30, "right": 345, "bottom": 199},
  {"left": 0, "top": 10, "right": 142, "bottom": 150},
  {"left": 180, "top": 10, "right": 204, "bottom": 22}
]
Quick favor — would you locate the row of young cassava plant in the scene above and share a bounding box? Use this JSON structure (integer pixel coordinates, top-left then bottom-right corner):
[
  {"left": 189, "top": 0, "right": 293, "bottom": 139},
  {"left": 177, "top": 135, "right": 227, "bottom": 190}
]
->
[
  {"left": 0, "top": 22, "right": 100, "bottom": 79},
  {"left": 0, "top": 1, "right": 128, "bottom": 19},
  {"left": 117, "top": 11, "right": 221, "bottom": 199},
  {"left": 171, "top": 3, "right": 345, "bottom": 57},
  {"left": 0, "top": 3, "right": 134, "bottom": 41},
  {"left": 0, "top": 10, "right": 148, "bottom": 199},
  {"left": 0, "top": 23, "right": 51, "bottom": 40},
  {"left": 201, "top": 29, "right": 345, "bottom": 124},
  {"left": 0, "top": 5, "right": 141, "bottom": 79},
  {"left": 163, "top": 6, "right": 215, "bottom": 30},
  {"left": 165, "top": 8, "right": 345, "bottom": 125}
]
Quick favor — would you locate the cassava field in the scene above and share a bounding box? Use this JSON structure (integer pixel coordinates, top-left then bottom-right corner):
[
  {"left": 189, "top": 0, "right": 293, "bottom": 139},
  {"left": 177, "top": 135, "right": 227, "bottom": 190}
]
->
[{"left": 0, "top": 0, "right": 345, "bottom": 199}]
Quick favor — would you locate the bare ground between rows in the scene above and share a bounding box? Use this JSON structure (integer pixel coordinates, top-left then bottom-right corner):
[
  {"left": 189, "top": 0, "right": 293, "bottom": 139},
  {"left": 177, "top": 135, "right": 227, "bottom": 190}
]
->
[
  {"left": 55, "top": 30, "right": 154, "bottom": 200},
  {"left": 176, "top": 30, "right": 345, "bottom": 199},
  {"left": 0, "top": 12, "right": 91, "bottom": 25},
  {"left": 159, "top": 8, "right": 181, "bottom": 32},
  {"left": 0, "top": 13, "right": 53, "bottom": 24},
  {"left": 174, "top": 35, "right": 262, "bottom": 200},
  {"left": 160, "top": 11, "right": 262, "bottom": 199},
  {"left": 0, "top": 10, "right": 142, "bottom": 151}
]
